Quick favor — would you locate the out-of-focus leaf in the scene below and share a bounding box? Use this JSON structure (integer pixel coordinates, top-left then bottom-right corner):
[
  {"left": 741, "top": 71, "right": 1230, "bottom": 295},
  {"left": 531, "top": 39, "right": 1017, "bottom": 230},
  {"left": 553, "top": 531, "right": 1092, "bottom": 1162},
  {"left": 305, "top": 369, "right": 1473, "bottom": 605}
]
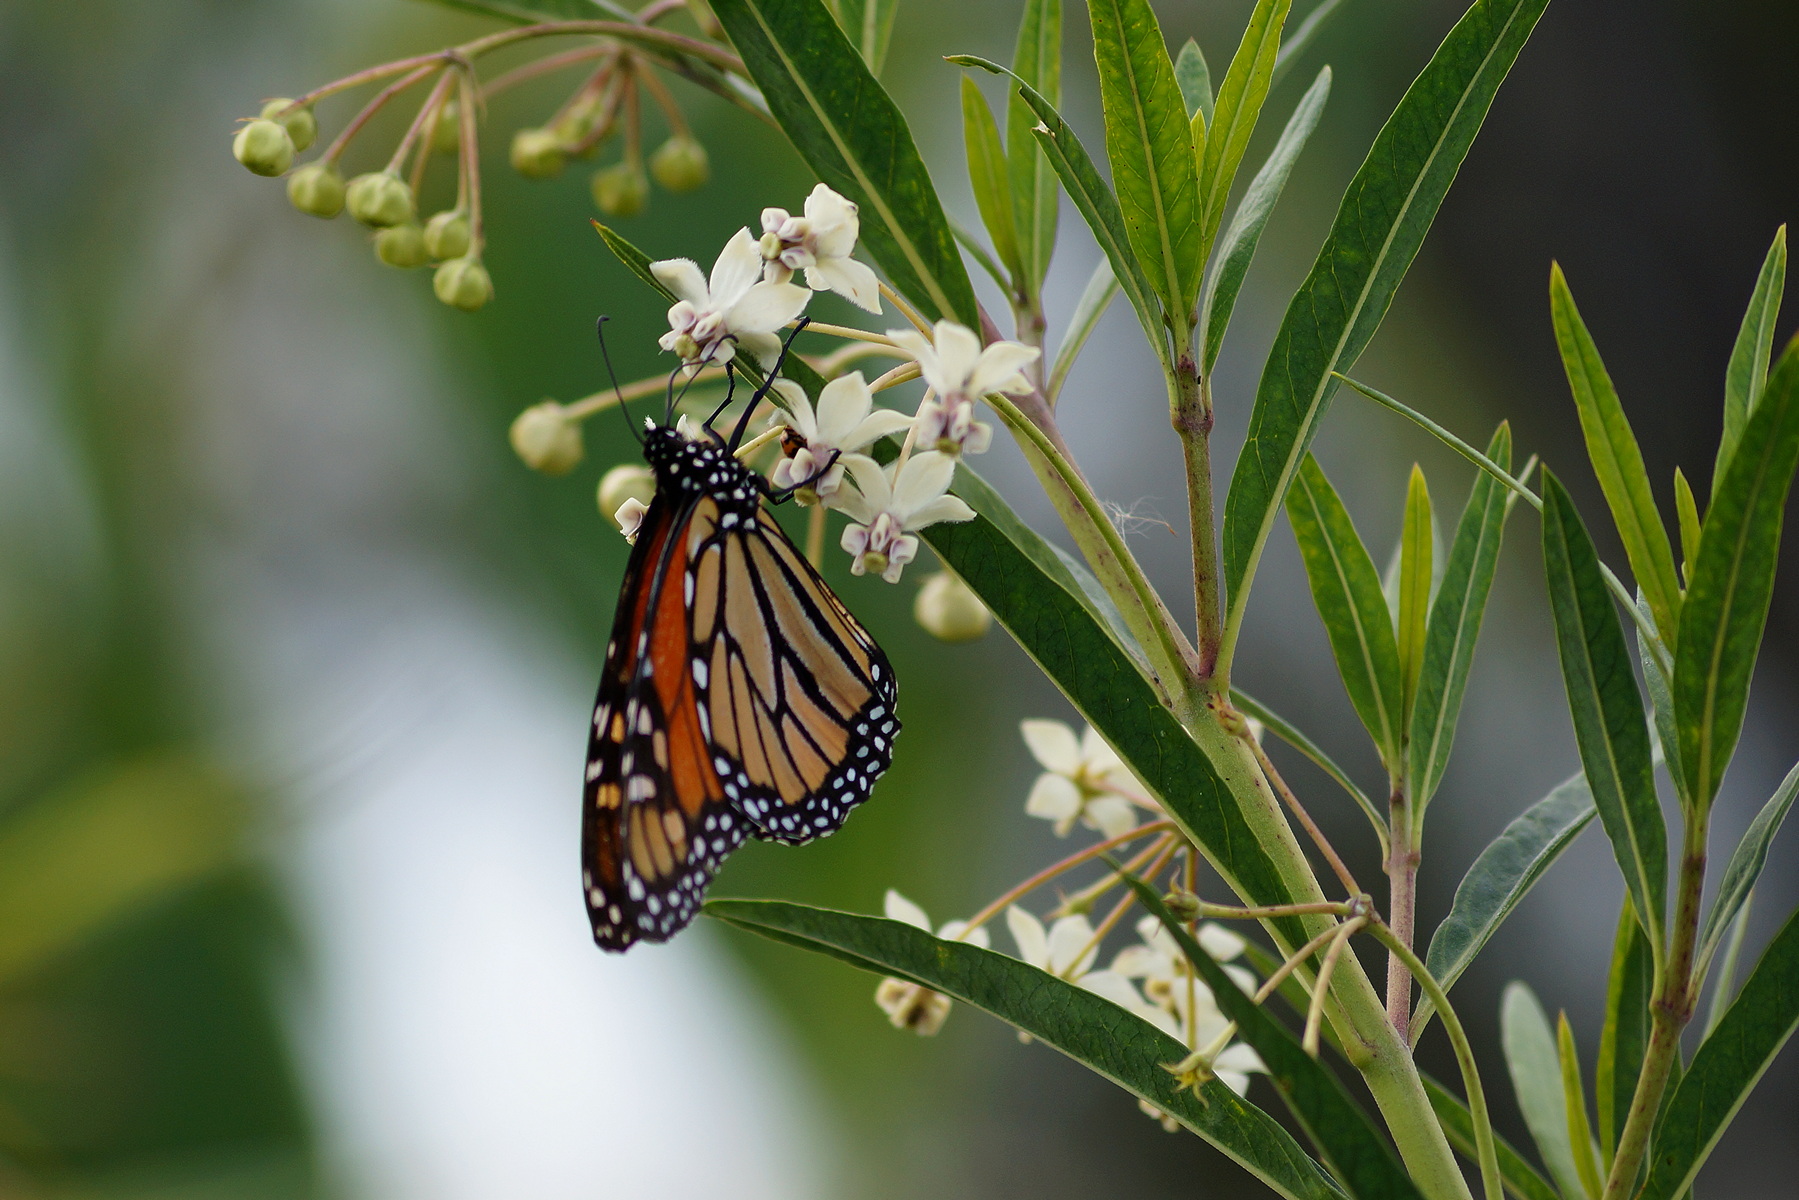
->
[
  {"left": 1705, "top": 896, "right": 1754, "bottom": 1038},
  {"left": 1201, "top": 66, "right": 1330, "bottom": 374},
  {"left": 952, "top": 55, "right": 1166, "bottom": 362},
  {"left": 830, "top": 0, "right": 901, "bottom": 75},
  {"left": 1270, "top": 0, "right": 1347, "bottom": 88},
  {"left": 1596, "top": 904, "right": 1653, "bottom": 1163},
  {"left": 1220, "top": 0, "right": 1550, "bottom": 666},
  {"left": 1086, "top": 0, "right": 1203, "bottom": 317},
  {"left": 1695, "top": 759, "right": 1798, "bottom": 980},
  {"left": 1714, "top": 225, "right": 1787, "bottom": 495},
  {"left": 1126, "top": 881, "right": 1425, "bottom": 1199},
  {"left": 1640, "top": 905, "right": 1799, "bottom": 1200},
  {"left": 1424, "top": 1074, "right": 1561, "bottom": 1200},
  {"left": 1673, "top": 339, "right": 1799, "bottom": 810},
  {"left": 711, "top": 0, "right": 979, "bottom": 325},
  {"left": 1557, "top": 1012, "right": 1605, "bottom": 1198},
  {"left": 1396, "top": 465, "right": 1433, "bottom": 723},
  {"left": 1549, "top": 264, "right": 1682, "bottom": 648},
  {"left": 1501, "top": 981, "right": 1587, "bottom": 1200},
  {"left": 1408, "top": 423, "right": 1515, "bottom": 811},
  {"left": 1673, "top": 467, "right": 1701, "bottom": 587},
  {"left": 1230, "top": 687, "right": 1387, "bottom": 843},
  {"left": 1047, "top": 258, "right": 1119, "bottom": 402},
  {"left": 1196, "top": 0, "right": 1291, "bottom": 275},
  {"left": 1286, "top": 455, "right": 1405, "bottom": 768},
  {"left": 1414, "top": 770, "right": 1594, "bottom": 1041},
  {"left": 1175, "top": 37, "right": 1214, "bottom": 124},
  {"left": 705, "top": 900, "right": 1343, "bottom": 1200},
  {"left": 1540, "top": 470, "right": 1667, "bottom": 951},
  {"left": 961, "top": 75, "right": 1023, "bottom": 280},
  {"left": 1007, "top": 0, "right": 1062, "bottom": 293},
  {"left": 0, "top": 755, "right": 244, "bottom": 987}
]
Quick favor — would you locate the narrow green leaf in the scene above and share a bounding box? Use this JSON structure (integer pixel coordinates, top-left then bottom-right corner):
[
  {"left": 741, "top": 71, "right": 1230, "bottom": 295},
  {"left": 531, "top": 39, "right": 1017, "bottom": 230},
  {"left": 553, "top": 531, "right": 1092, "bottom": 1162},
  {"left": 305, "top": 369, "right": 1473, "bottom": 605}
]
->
[
  {"left": 1125, "top": 882, "right": 1426, "bottom": 1200},
  {"left": 1636, "top": 602, "right": 1684, "bottom": 797},
  {"left": 1197, "top": 0, "right": 1292, "bottom": 275},
  {"left": 1336, "top": 374, "right": 1543, "bottom": 510},
  {"left": 1230, "top": 687, "right": 1388, "bottom": 845},
  {"left": 950, "top": 216, "right": 1012, "bottom": 292},
  {"left": 1549, "top": 265, "right": 1683, "bottom": 646},
  {"left": 1714, "top": 225, "right": 1787, "bottom": 496},
  {"left": 1221, "top": 0, "right": 1551, "bottom": 664},
  {"left": 1424, "top": 1074, "right": 1562, "bottom": 1200},
  {"left": 1502, "top": 982, "right": 1587, "bottom": 1200},
  {"left": 1007, "top": 0, "right": 1062, "bottom": 292},
  {"left": 1270, "top": 0, "right": 1348, "bottom": 89},
  {"left": 1408, "top": 423, "right": 1516, "bottom": 810},
  {"left": 1704, "top": 894, "right": 1753, "bottom": 1038},
  {"left": 1175, "top": 38, "right": 1215, "bottom": 124},
  {"left": 830, "top": 0, "right": 901, "bottom": 75},
  {"left": 1640, "top": 905, "right": 1799, "bottom": 1200},
  {"left": 1695, "top": 759, "right": 1798, "bottom": 980},
  {"left": 593, "top": 220, "right": 674, "bottom": 301},
  {"left": 1047, "top": 257, "right": 1119, "bottom": 403},
  {"left": 1673, "top": 467, "right": 1701, "bottom": 587},
  {"left": 1086, "top": 0, "right": 1203, "bottom": 317},
  {"left": 1673, "top": 339, "right": 1799, "bottom": 810},
  {"left": 961, "top": 75, "right": 1024, "bottom": 280},
  {"left": 1202, "top": 66, "right": 1331, "bottom": 375},
  {"left": 711, "top": 0, "right": 979, "bottom": 325},
  {"left": 706, "top": 899, "right": 1344, "bottom": 1200},
  {"left": 1414, "top": 769, "right": 1595, "bottom": 1041},
  {"left": 1596, "top": 904, "right": 1653, "bottom": 1165},
  {"left": 951, "top": 55, "right": 1167, "bottom": 362},
  {"left": 1557, "top": 1012, "right": 1605, "bottom": 1199},
  {"left": 1396, "top": 465, "right": 1434, "bottom": 722},
  {"left": 1286, "top": 455, "right": 1406, "bottom": 768},
  {"left": 1540, "top": 470, "right": 1667, "bottom": 950}
]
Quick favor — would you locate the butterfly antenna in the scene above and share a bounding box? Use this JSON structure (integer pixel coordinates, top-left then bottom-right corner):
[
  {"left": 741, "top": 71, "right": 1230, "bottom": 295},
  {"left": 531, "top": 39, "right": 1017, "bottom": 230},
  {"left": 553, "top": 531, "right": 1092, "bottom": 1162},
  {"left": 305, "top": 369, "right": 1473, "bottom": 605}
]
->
[
  {"left": 702, "top": 363, "right": 739, "bottom": 439},
  {"left": 728, "top": 318, "right": 810, "bottom": 452},
  {"left": 594, "top": 317, "right": 643, "bottom": 446}
]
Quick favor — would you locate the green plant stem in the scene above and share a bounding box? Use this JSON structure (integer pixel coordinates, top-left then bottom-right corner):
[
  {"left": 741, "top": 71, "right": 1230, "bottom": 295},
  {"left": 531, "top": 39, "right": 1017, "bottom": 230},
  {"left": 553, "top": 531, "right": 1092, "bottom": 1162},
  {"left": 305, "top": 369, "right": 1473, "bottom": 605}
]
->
[
  {"left": 1175, "top": 356, "right": 1225, "bottom": 677},
  {"left": 1602, "top": 814, "right": 1708, "bottom": 1199},
  {"left": 1387, "top": 780, "right": 1419, "bottom": 1039},
  {"left": 1369, "top": 922, "right": 1503, "bottom": 1200}
]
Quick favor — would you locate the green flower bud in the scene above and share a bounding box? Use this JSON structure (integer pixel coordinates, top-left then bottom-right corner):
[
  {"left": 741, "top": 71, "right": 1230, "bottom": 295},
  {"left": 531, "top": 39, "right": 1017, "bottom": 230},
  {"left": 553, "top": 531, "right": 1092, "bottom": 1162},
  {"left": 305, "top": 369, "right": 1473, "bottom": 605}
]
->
[
  {"left": 286, "top": 162, "right": 344, "bottom": 218},
  {"left": 510, "top": 401, "right": 584, "bottom": 475},
  {"left": 433, "top": 256, "right": 494, "bottom": 312},
  {"left": 422, "top": 210, "right": 471, "bottom": 260},
  {"left": 510, "top": 128, "right": 567, "bottom": 180},
  {"left": 375, "top": 222, "right": 429, "bottom": 269},
  {"left": 430, "top": 101, "right": 461, "bottom": 154},
  {"left": 590, "top": 162, "right": 648, "bottom": 218},
  {"left": 345, "top": 171, "right": 415, "bottom": 228},
  {"left": 598, "top": 464, "right": 657, "bottom": 525},
  {"left": 233, "top": 119, "right": 294, "bottom": 177},
  {"left": 913, "top": 570, "right": 991, "bottom": 642},
  {"left": 649, "top": 136, "right": 709, "bottom": 193},
  {"left": 259, "top": 98, "right": 317, "bottom": 152}
]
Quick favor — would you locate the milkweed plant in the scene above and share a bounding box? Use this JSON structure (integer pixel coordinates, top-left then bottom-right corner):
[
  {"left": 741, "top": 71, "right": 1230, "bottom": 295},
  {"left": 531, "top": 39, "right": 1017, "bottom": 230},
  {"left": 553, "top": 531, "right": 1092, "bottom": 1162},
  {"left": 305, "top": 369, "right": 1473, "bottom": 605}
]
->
[{"left": 234, "top": 0, "right": 1797, "bottom": 1196}]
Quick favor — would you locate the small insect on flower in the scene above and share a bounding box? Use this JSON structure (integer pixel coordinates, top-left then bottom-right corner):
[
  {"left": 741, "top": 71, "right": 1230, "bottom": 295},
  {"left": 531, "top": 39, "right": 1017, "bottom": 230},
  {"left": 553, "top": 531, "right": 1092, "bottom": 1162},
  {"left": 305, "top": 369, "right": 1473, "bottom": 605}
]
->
[
  {"left": 888, "top": 321, "right": 1039, "bottom": 457},
  {"left": 833, "top": 452, "right": 974, "bottom": 583},
  {"left": 1020, "top": 719, "right": 1155, "bottom": 838},
  {"left": 759, "top": 183, "right": 881, "bottom": 313},
  {"left": 767, "top": 372, "right": 912, "bottom": 505},
  {"left": 583, "top": 324, "right": 901, "bottom": 951},
  {"left": 653, "top": 228, "right": 810, "bottom": 370},
  {"left": 874, "top": 890, "right": 987, "bottom": 1035}
]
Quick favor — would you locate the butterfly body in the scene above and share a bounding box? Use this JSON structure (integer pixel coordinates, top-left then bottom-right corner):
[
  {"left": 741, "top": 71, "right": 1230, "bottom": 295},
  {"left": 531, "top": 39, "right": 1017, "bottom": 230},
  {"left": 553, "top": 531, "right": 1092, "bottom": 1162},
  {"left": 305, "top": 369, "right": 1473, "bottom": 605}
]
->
[{"left": 583, "top": 422, "right": 899, "bottom": 951}]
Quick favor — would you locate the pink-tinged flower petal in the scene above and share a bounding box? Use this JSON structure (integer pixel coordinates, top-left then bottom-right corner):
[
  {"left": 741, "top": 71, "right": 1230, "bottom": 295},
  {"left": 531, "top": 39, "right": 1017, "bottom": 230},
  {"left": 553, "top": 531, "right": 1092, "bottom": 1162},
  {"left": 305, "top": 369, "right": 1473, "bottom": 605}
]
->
[
  {"left": 968, "top": 340, "right": 1041, "bottom": 394},
  {"left": 841, "top": 454, "right": 894, "bottom": 512},
  {"left": 884, "top": 889, "right": 932, "bottom": 930},
  {"left": 1024, "top": 772, "right": 1081, "bottom": 826},
  {"left": 1006, "top": 906, "right": 1049, "bottom": 968},
  {"left": 1047, "top": 915, "right": 1098, "bottom": 976},
  {"left": 814, "top": 372, "right": 873, "bottom": 442},
  {"left": 892, "top": 449, "right": 957, "bottom": 512},
  {"left": 767, "top": 378, "right": 815, "bottom": 438},
  {"left": 1021, "top": 718, "right": 1082, "bottom": 774},
  {"left": 839, "top": 520, "right": 872, "bottom": 557},
  {"left": 806, "top": 257, "right": 882, "bottom": 312},
  {"left": 725, "top": 280, "right": 811, "bottom": 336},
  {"left": 803, "top": 184, "right": 859, "bottom": 248},
  {"left": 904, "top": 493, "right": 975, "bottom": 530},
  {"left": 881, "top": 535, "right": 918, "bottom": 582},
  {"left": 707, "top": 228, "right": 764, "bottom": 306},
  {"left": 650, "top": 258, "right": 708, "bottom": 305},
  {"left": 959, "top": 421, "right": 993, "bottom": 455},
  {"left": 760, "top": 206, "right": 792, "bottom": 235},
  {"left": 931, "top": 321, "right": 983, "bottom": 389}
]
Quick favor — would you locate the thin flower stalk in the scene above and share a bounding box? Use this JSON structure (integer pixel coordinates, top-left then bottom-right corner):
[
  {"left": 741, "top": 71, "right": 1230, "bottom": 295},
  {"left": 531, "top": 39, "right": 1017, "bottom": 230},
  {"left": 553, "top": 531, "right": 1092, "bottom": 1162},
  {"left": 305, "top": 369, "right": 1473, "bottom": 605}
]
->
[
  {"left": 1239, "top": 718, "right": 1362, "bottom": 898},
  {"left": 635, "top": 62, "right": 691, "bottom": 138},
  {"left": 1304, "top": 917, "right": 1367, "bottom": 1056},
  {"left": 479, "top": 44, "right": 614, "bottom": 100},
  {"left": 1047, "top": 833, "right": 1177, "bottom": 919},
  {"left": 733, "top": 424, "right": 786, "bottom": 459},
  {"left": 1059, "top": 839, "right": 1180, "bottom": 979},
  {"left": 321, "top": 63, "right": 441, "bottom": 166},
  {"left": 386, "top": 68, "right": 457, "bottom": 175},
  {"left": 879, "top": 281, "right": 932, "bottom": 335},
  {"left": 791, "top": 321, "right": 901, "bottom": 346},
  {"left": 457, "top": 68, "right": 485, "bottom": 253},
  {"left": 867, "top": 361, "right": 922, "bottom": 394},
  {"left": 959, "top": 821, "right": 1175, "bottom": 936},
  {"left": 1253, "top": 921, "right": 1351, "bottom": 1005},
  {"left": 563, "top": 365, "right": 728, "bottom": 420}
]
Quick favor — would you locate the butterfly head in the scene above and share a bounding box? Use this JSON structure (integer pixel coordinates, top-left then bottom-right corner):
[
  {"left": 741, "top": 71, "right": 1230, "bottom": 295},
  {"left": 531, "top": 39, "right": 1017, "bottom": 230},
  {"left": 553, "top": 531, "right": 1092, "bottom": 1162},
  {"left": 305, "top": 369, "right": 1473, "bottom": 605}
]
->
[{"left": 641, "top": 420, "right": 763, "bottom": 503}]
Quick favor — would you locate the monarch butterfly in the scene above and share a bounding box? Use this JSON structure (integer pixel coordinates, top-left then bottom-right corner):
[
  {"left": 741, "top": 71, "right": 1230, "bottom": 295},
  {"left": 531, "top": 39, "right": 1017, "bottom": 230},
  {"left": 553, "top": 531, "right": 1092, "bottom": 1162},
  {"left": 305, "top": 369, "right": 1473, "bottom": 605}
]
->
[{"left": 582, "top": 327, "right": 899, "bottom": 951}]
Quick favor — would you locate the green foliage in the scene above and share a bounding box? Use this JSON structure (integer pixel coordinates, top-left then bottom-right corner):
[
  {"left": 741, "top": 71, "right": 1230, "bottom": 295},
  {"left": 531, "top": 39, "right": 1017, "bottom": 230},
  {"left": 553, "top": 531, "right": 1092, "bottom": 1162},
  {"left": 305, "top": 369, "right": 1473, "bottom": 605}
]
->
[
  {"left": 1195, "top": 0, "right": 1291, "bottom": 284},
  {"left": 1540, "top": 470, "right": 1667, "bottom": 953},
  {"left": 1596, "top": 905, "right": 1653, "bottom": 1161},
  {"left": 1715, "top": 225, "right": 1787, "bottom": 494},
  {"left": 1007, "top": 0, "right": 1062, "bottom": 293},
  {"left": 1085, "top": 0, "right": 1203, "bottom": 321},
  {"left": 1231, "top": 688, "right": 1387, "bottom": 843},
  {"left": 1220, "top": 0, "right": 1551, "bottom": 667},
  {"left": 1501, "top": 982, "right": 1586, "bottom": 1200},
  {"left": 960, "top": 76, "right": 1023, "bottom": 282},
  {"left": 1556, "top": 1013, "right": 1604, "bottom": 1198},
  {"left": 829, "top": 0, "right": 901, "bottom": 75},
  {"left": 1672, "top": 339, "right": 1799, "bottom": 810},
  {"left": 1048, "top": 259, "right": 1119, "bottom": 400},
  {"left": 710, "top": 0, "right": 980, "bottom": 325},
  {"left": 1424, "top": 1076, "right": 1561, "bottom": 1200},
  {"left": 1174, "top": 38, "right": 1214, "bottom": 125},
  {"left": 1694, "top": 760, "right": 1798, "bottom": 980},
  {"left": 1395, "top": 466, "right": 1434, "bottom": 726},
  {"left": 1639, "top": 907, "right": 1799, "bottom": 1199},
  {"left": 706, "top": 899, "right": 1343, "bottom": 1200}
]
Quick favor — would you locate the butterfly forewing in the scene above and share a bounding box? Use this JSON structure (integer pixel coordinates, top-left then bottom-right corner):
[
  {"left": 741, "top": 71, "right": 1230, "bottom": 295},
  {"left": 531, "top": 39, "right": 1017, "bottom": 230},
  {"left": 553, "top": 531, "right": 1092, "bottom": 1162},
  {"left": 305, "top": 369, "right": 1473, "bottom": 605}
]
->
[{"left": 583, "top": 428, "right": 899, "bottom": 951}]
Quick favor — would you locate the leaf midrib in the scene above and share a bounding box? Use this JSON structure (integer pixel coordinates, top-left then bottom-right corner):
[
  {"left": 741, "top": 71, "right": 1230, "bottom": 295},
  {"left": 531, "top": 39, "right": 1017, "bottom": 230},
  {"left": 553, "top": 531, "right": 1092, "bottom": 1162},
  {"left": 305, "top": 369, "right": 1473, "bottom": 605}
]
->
[
  {"left": 1413, "top": 482, "right": 1503, "bottom": 798},
  {"left": 1299, "top": 471, "right": 1398, "bottom": 756},
  {"left": 1097, "top": 0, "right": 1183, "bottom": 313}
]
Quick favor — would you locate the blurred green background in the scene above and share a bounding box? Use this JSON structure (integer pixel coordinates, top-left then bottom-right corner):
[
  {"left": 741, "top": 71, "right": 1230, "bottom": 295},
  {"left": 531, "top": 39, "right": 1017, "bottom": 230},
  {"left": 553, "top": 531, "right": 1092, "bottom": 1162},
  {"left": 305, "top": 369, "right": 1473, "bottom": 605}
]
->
[{"left": 0, "top": 0, "right": 1792, "bottom": 1197}]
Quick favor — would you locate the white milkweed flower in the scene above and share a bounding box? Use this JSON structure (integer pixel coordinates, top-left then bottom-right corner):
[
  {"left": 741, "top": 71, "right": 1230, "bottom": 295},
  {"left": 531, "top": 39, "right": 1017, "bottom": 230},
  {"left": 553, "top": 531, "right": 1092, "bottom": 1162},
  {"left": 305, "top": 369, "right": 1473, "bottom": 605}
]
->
[
  {"left": 759, "top": 183, "right": 882, "bottom": 313},
  {"left": 888, "top": 320, "right": 1039, "bottom": 457},
  {"left": 833, "top": 451, "right": 974, "bottom": 583},
  {"left": 1112, "top": 915, "right": 1266, "bottom": 1097},
  {"left": 873, "top": 889, "right": 988, "bottom": 1036},
  {"left": 613, "top": 497, "right": 649, "bottom": 544},
  {"left": 768, "top": 373, "right": 912, "bottom": 503},
  {"left": 652, "top": 228, "right": 811, "bottom": 369},
  {"left": 1020, "top": 719, "right": 1153, "bottom": 838},
  {"left": 1006, "top": 905, "right": 1101, "bottom": 979}
]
